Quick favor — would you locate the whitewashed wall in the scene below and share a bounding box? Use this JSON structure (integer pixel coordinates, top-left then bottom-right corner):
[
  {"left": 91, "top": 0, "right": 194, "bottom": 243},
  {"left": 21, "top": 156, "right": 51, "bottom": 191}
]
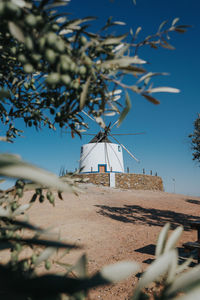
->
[{"left": 79, "top": 142, "right": 124, "bottom": 173}]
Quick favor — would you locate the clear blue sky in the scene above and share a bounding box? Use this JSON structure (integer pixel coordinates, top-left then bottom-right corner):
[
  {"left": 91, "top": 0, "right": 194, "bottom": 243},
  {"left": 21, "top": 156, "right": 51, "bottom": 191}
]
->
[{"left": 1, "top": 0, "right": 200, "bottom": 196}]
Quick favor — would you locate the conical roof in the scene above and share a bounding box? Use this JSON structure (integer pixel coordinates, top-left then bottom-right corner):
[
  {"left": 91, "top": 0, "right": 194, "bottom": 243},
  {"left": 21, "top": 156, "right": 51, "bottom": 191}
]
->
[{"left": 89, "top": 131, "right": 112, "bottom": 143}]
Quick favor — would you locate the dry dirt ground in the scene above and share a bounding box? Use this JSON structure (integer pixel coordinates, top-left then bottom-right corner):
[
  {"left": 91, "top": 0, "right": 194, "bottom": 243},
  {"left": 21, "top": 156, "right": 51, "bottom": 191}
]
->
[{"left": 12, "top": 185, "right": 200, "bottom": 299}]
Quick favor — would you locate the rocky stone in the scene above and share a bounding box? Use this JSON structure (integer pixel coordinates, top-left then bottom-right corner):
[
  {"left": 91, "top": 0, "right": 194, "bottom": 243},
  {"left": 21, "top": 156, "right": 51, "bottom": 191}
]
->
[{"left": 73, "top": 173, "right": 164, "bottom": 191}]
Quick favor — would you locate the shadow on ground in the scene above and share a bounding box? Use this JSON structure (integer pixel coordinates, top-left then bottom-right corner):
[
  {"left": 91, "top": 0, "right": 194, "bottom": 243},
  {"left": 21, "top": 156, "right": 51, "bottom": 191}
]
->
[
  {"left": 95, "top": 204, "right": 200, "bottom": 230},
  {"left": 134, "top": 243, "right": 198, "bottom": 266},
  {"left": 186, "top": 199, "right": 200, "bottom": 205}
]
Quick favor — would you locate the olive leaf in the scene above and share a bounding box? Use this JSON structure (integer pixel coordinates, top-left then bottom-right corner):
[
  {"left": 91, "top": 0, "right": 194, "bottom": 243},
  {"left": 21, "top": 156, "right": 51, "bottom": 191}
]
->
[
  {"left": 166, "top": 264, "right": 200, "bottom": 297},
  {"left": 100, "top": 261, "right": 140, "bottom": 283},
  {"left": 79, "top": 76, "right": 91, "bottom": 110},
  {"left": 101, "top": 56, "right": 146, "bottom": 69},
  {"left": 155, "top": 222, "right": 170, "bottom": 257},
  {"left": 175, "top": 286, "right": 200, "bottom": 300},
  {"left": 118, "top": 91, "right": 131, "bottom": 126},
  {"left": 0, "top": 89, "right": 10, "bottom": 99},
  {"left": 0, "top": 136, "right": 12, "bottom": 143},
  {"left": 0, "top": 206, "right": 10, "bottom": 217},
  {"left": 158, "top": 20, "right": 168, "bottom": 32},
  {"left": 137, "top": 72, "right": 169, "bottom": 84},
  {"left": 34, "top": 247, "right": 56, "bottom": 266},
  {"left": 133, "top": 250, "right": 177, "bottom": 300},
  {"left": 147, "top": 87, "right": 180, "bottom": 94},
  {"left": 73, "top": 254, "right": 88, "bottom": 278},
  {"left": 12, "top": 203, "right": 32, "bottom": 216},
  {"left": 101, "top": 33, "right": 127, "bottom": 45},
  {"left": 172, "top": 17, "right": 180, "bottom": 26},
  {"left": 0, "top": 154, "right": 75, "bottom": 193},
  {"left": 163, "top": 226, "right": 183, "bottom": 253},
  {"left": 142, "top": 93, "right": 160, "bottom": 105},
  {"left": 8, "top": 22, "right": 25, "bottom": 43}
]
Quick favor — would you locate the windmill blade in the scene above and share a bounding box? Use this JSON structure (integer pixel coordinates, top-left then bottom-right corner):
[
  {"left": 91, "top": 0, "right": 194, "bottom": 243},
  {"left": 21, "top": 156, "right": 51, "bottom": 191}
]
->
[
  {"left": 104, "top": 142, "right": 111, "bottom": 171},
  {"left": 110, "top": 119, "right": 119, "bottom": 129},
  {"left": 112, "top": 132, "right": 146, "bottom": 136},
  {"left": 81, "top": 110, "right": 106, "bottom": 130},
  {"left": 109, "top": 133, "right": 140, "bottom": 163},
  {"left": 107, "top": 142, "right": 124, "bottom": 172},
  {"left": 82, "top": 110, "right": 96, "bottom": 122}
]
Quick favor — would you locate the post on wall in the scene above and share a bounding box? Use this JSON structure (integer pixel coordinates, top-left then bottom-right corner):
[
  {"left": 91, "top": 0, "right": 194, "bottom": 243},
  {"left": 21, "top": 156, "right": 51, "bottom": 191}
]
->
[{"left": 109, "top": 172, "right": 115, "bottom": 188}]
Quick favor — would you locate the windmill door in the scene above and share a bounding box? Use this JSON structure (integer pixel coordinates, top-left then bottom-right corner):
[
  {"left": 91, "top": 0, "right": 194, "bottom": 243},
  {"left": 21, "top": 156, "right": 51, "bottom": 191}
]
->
[{"left": 98, "top": 164, "right": 106, "bottom": 173}]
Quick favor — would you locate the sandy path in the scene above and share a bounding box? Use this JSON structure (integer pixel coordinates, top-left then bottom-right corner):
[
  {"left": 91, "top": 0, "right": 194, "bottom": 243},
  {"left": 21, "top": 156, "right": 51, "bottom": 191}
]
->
[{"left": 18, "top": 185, "right": 200, "bottom": 299}]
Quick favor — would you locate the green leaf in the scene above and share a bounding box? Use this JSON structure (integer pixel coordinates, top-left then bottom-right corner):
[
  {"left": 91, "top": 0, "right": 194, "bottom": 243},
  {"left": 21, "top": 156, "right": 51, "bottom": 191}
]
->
[
  {"left": 64, "top": 17, "right": 97, "bottom": 31},
  {"left": 113, "top": 43, "right": 130, "bottom": 58},
  {"left": 147, "top": 87, "right": 180, "bottom": 93},
  {"left": 120, "top": 65, "right": 146, "bottom": 74},
  {"left": 103, "top": 112, "right": 116, "bottom": 116},
  {"left": 158, "top": 20, "right": 168, "bottom": 32},
  {"left": 155, "top": 223, "right": 170, "bottom": 257},
  {"left": 135, "top": 26, "right": 142, "bottom": 38},
  {"left": 80, "top": 76, "right": 91, "bottom": 110},
  {"left": 166, "top": 250, "right": 178, "bottom": 284},
  {"left": 13, "top": 203, "right": 32, "bottom": 216},
  {"left": 166, "top": 264, "right": 200, "bottom": 297},
  {"left": 12, "top": 0, "right": 32, "bottom": 8},
  {"left": 133, "top": 250, "right": 177, "bottom": 300},
  {"left": 101, "top": 34, "right": 127, "bottom": 46},
  {"left": 175, "top": 286, "right": 200, "bottom": 300},
  {"left": 100, "top": 261, "right": 140, "bottom": 283},
  {"left": 161, "top": 40, "right": 175, "bottom": 50},
  {"left": 35, "top": 247, "right": 56, "bottom": 266},
  {"left": 163, "top": 226, "right": 183, "bottom": 253},
  {"left": 44, "top": 1, "right": 71, "bottom": 9},
  {"left": 74, "top": 254, "right": 88, "bottom": 278},
  {"left": 142, "top": 93, "right": 160, "bottom": 105},
  {"left": 176, "top": 257, "right": 193, "bottom": 275},
  {"left": 118, "top": 91, "right": 131, "bottom": 126},
  {"left": 8, "top": 22, "right": 25, "bottom": 43},
  {"left": 137, "top": 72, "right": 169, "bottom": 84},
  {"left": 112, "top": 21, "right": 126, "bottom": 26},
  {"left": 174, "top": 27, "right": 187, "bottom": 33},
  {"left": 101, "top": 56, "right": 146, "bottom": 69},
  {"left": 0, "top": 89, "right": 10, "bottom": 99},
  {"left": 172, "top": 18, "right": 180, "bottom": 26},
  {"left": 95, "top": 116, "right": 106, "bottom": 129},
  {"left": 0, "top": 137, "right": 12, "bottom": 143},
  {"left": 0, "top": 154, "right": 75, "bottom": 193},
  {"left": 0, "top": 206, "right": 10, "bottom": 217}
]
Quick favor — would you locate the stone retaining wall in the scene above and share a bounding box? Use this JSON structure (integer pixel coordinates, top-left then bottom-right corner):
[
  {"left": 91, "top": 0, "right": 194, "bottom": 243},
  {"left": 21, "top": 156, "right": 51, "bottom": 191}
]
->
[{"left": 73, "top": 173, "right": 164, "bottom": 191}]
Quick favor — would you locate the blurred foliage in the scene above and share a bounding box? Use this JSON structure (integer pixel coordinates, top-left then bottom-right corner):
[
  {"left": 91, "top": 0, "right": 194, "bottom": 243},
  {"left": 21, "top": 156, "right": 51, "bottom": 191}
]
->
[
  {"left": 1, "top": 175, "right": 200, "bottom": 300},
  {"left": 1, "top": 1, "right": 198, "bottom": 300},
  {"left": 0, "top": 0, "right": 189, "bottom": 140},
  {"left": 189, "top": 114, "right": 200, "bottom": 165}
]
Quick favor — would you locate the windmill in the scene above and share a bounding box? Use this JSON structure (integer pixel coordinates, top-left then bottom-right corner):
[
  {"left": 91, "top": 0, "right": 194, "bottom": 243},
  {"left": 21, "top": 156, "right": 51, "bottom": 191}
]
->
[{"left": 79, "top": 111, "right": 144, "bottom": 174}]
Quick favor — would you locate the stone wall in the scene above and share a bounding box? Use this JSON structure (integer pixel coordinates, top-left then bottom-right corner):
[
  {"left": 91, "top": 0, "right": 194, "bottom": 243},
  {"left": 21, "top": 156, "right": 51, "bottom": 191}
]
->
[{"left": 73, "top": 173, "right": 164, "bottom": 191}]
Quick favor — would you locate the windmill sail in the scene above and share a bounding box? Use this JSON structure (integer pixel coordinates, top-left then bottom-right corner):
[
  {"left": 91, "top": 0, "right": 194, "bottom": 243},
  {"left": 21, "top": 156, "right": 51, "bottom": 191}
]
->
[{"left": 109, "top": 133, "right": 139, "bottom": 162}]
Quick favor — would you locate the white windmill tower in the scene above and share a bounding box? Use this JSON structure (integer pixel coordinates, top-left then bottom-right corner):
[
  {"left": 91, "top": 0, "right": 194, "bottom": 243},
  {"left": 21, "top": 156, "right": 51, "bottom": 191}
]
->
[{"left": 79, "top": 114, "right": 144, "bottom": 174}]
